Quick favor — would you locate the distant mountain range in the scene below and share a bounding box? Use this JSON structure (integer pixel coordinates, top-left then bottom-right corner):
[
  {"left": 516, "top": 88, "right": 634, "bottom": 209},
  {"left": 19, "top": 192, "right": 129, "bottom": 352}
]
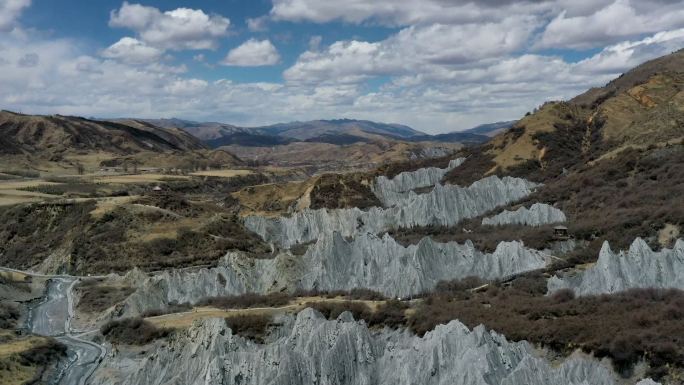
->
[
  {"left": 0, "top": 112, "right": 205, "bottom": 156},
  {"left": 0, "top": 111, "right": 243, "bottom": 171},
  {"left": 143, "top": 118, "right": 514, "bottom": 148}
]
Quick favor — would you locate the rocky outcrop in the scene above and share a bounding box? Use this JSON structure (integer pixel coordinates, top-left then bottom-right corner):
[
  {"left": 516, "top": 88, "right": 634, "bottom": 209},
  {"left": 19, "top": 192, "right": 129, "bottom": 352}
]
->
[
  {"left": 373, "top": 158, "right": 465, "bottom": 206},
  {"left": 90, "top": 309, "right": 658, "bottom": 385},
  {"left": 482, "top": 203, "right": 567, "bottom": 227},
  {"left": 120, "top": 233, "right": 550, "bottom": 317},
  {"left": 548, "top": 238, "right": 684, "bottom": 296},
  {"left": 246, "top": 176, "right": 538, "bottom": 249},
  {"left": 297, "top": 233, "right": 549, "bottom": 297}
]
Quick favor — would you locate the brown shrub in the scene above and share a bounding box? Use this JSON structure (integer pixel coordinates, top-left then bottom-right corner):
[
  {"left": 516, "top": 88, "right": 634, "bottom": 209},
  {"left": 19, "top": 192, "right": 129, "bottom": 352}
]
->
[
  {"left": 140, "top": 302, "right": 192, "bottom": 318},
  {"left": 368, "top": 300, "right": 408, "bottom": 327},
  {"left": 305, "top": 301, "right": 372, "bottom": 321},
  {"left": 407, "top": 287, "right": 684, "bottom": 379},
  {"left": 309, "top": 173, "right": 380, "bottom": 210},
  {"left": 75, "top": 280, "right": 135, "bottom": 313},
  {"left": 197, "top": 292, "right": 290, "bottom": 309},
  {"left": 224, "top": 314, "right": 272, "bottom": 343},
  {"left": 0, "top": 301, "right": 20, "bottom": 329},
  {"left": 293, "top": 288, "right": 387, "bottom": 301},
  {"left": 101, "top": 318, "right": 170, "bottom": 345},
  {"left": 375, "top": 155, "right": 455, "bottom": 179}
]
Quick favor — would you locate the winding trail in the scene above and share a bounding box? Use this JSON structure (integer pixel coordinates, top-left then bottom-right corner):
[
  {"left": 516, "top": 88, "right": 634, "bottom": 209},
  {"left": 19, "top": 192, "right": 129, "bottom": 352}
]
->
[{"left": 27, "top": 276, "right": 106, "bottom": 385}]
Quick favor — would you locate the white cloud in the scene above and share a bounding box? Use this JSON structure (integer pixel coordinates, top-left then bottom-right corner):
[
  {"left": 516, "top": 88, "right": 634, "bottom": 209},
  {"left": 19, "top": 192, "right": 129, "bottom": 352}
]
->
[
  {"left": 271, "top": 0, "right": 684, "bottom": 51},
  {"left": 575, "top": 28, "right": 684, "bottom": 74},
  {"left": 109, "top": 2, "right": 230, "bottom": 50},
  {"left": 308, "top": 35, "right": 322, "bottom": 51},
  {"left": 0, "top": 0, "right": 31, "bottom": 31},
  {"left": 17, "top": 52, "right": 38, "bottom": 67},
  {"left": 1, "top": 5, "right": 683, "bottom": 133},
  {"left": 101, "top": 37, "right": 163, "bottom": 64},
  {"left": 269, "top": 0, "right": 548, "bottom": 26},
  {"left": 222, "top": 39, "right": 280, "bottom": 66},
  {"left": 537, "top": 0, "right": 684, "bottom": 49},
  {"left": 284, "top": 17, "right": 539, "bottom": 84},
  {"left": 246, "top": 15, "right": 269, "bottom": 32}
]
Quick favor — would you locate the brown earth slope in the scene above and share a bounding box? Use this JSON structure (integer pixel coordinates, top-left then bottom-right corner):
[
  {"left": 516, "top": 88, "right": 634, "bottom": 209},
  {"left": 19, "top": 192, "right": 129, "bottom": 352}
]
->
[
  {"left": 0, "top": 111, "right": 243, "bottom": 173},
  {"left": 444, "top": 49, "right": 684, "bottom": 185}
]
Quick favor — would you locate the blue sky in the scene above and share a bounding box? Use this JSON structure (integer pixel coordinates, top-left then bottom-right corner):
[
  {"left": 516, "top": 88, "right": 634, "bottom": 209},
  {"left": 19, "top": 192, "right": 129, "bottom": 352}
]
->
[{"left": 1, "top": 0, "right": 683, "bottom": 133}]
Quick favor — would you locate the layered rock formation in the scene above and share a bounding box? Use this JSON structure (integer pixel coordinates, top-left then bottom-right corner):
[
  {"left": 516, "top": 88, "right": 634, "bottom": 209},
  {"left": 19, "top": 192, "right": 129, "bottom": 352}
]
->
[
  {"left": 246, "top": 176, "right": 538, "bottom": 249},
  {"left": 482, "top": 203, "right": 567, "bottom": 227},
  {"left": 120, "top": 233, "right": 550, "bottom": 317},
  {"left": 548, "top": 238, "right": 684, "bottom": 296},
  {"left": 90, "top": 309, "right": 658, "bottom": 385},
  {"left": 373, "top": 158, "right": 465, "bottom": 206}
]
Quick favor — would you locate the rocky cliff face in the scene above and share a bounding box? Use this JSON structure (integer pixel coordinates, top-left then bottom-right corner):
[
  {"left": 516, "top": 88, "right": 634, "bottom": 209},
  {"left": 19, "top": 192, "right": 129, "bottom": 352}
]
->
[
  {"left": 548, "top": 238, "right": 684, "bottom": 296},
  {"left": 120, "top": 233, "right": 550, "bottom": 317},
  {"left": 90, "top": 309, "right": 658, "bottom": 385},
  {"left": 482, "top": 203, "right": 567, "bottom": 227},
  {"left": 245, "top": 176, "right": 539, "bottom": 249},
  {"left": 372, "top": 158, "right": 465, "bottom": 206}
]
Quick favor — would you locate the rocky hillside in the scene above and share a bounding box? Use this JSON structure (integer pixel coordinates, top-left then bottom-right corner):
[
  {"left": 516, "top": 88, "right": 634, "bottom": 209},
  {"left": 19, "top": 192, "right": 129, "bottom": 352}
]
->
[
  {"left": 435, "top": 49, "right": 684, "bottom": 257},
  {"left": 445, "top": 49, "right": 684, "bottom": 185},
  {"left": 139, "top": 118, "right": 247, "bottom": 141},
  {"left": 0, "top": 111, "right": 246, "bottom": 172},
  {"left": 0, "top": 111, "right": 205, "bottom": 156}
]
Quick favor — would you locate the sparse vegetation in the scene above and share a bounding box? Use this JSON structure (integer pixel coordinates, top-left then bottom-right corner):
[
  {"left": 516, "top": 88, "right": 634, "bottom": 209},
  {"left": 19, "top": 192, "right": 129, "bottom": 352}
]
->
[
  {"left": 75, "top": 280, "right": 135, "bottom": 313},
  {"left": 224, "top": 314, "right": 272, "bottom": 343},
  {"left": 293, "top": 288, "right": 387, "bottom": 301},
  {"left": 408, "top": 285, "right": 684, "bottom": 379},
  {"left": 0, "top": 302, "right": 20, "bottom": 329},
  {"left": 309, "top": 173, "right": 381, "bottom": 210},
  {"left": 197, "top": 292, "right": 290, "bottom": 309},
  {"left": 518, "top": 145, "right": 684, "bottom": 253},
  {"left": 101, "top": 318, "right": 171, "bottom": 345},
  {"left": 305, "top": 301, "right": 371, "bottom": 320},
  {"left": 388, "top": 222, "right": 557, "bottom": 252},
  {"left": 140, "top": 302, "right": 192, "bottom": 318},
  {"left": 20, "top": 182, "right": 102, "bottom": 197},
  {"left": 0, "top": 335, "right": 66, "bottom": 385},
  {"left": 374, "top": 155, "right": 455, "bottom": 179},
  {"left": 0, "top": 170, "right": 39, "bottom": 178},
  {"left": 306, "top": 299, "right": 408, "bottom": 328}
]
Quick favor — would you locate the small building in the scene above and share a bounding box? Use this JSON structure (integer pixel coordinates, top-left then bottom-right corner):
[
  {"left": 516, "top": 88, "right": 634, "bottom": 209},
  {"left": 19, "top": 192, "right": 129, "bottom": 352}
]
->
[
  {"left": 152, "top": 185, "right": 163, "bottom": 193},
  {"left": 553, "top": 225, "right": 570, "bottom": 239}
]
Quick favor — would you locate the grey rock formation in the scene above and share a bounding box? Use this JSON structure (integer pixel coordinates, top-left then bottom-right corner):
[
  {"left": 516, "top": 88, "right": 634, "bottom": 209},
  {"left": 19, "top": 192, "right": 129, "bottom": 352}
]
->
[
  {"left": 373, "top": 158, "right": 465, "bottom": 206},
  {"left": 246, "top": 176, "right": 538, "bottom": 249},
  {"left": 120, "top": 233, "right": 550, "bottom": 317},
  {"left": 297, "top": 233, "right": 549, "bottom": 297},
  {"left": 482, "top": 203, "right": 567, "bottom": 227},
  {"left": 548, "top": 238, "right": 684, "bottom": 296},
  {"left": 90, "top": 309, "right": 657, "bottom": 385}
]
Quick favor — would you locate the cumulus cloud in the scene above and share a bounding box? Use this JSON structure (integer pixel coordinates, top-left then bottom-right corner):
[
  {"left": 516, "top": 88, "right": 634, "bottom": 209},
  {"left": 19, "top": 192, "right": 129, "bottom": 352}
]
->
[
  {"left": 17, "top": 52, "right": 38, "bottom": 67},
  {"left": 222, "top": 39, "right": 280, "bottom": 66},
  {"left": 2, "top": 1, "right": 683, "bottom": 133},
  {"left": 270, "top": 0, "right": 548, "bottom": 25},
  {"left": 109, "top": 2, "right": 230, "bottom": 50},
  {"left": 575, "top": 28, "right": 684, "bottom": 74},
  {"left": 537, "top": 0, "right": 684, "bottom": 49},
  {"left": 0, "top": 0, "right": 31, "bottom": 31},
  {"left": 246, "top": 15, "right": 269, "bottom": 32},
  {"left": 284, "top": 17, "right": 539, "bottom": 84},
  {"left": 271, "top": 0, "right": 684, "bottom": 50},
  {"left": 101, "top": 37, "right": 163, "bottom": 64}
]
